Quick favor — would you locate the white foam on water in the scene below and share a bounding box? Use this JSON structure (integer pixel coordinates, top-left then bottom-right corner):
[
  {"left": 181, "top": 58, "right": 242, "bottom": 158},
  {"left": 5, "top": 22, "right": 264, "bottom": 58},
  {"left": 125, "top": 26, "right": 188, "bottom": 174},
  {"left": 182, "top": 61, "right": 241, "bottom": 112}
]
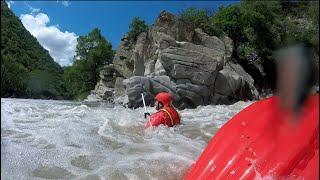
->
[{"left": 1, "top": 98, "right": 251, "bottom": 179}]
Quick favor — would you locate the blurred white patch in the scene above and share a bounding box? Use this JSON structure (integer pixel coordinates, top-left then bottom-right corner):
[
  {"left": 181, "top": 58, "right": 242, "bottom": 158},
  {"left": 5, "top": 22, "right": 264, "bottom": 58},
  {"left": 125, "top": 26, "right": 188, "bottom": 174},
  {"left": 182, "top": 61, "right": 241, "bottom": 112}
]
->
[
  {"left": 6, "top": 0, "right": 14, "bottom": 9},
  {"left": 56, "top": 0, "right": 70, "bottom": 7},
  {"left": 61, "top": 1, "right": 70, "bottom": 7}
]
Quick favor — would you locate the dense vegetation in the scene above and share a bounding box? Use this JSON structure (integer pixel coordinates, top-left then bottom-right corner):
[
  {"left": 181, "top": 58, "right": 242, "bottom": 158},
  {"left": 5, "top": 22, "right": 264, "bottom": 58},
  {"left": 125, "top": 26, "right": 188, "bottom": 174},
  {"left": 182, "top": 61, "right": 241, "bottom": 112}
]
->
[
  {"left": 63, "top": 28, "right": 113, "bottom": 100},
  {"left": 180, "top": 0, "right": 319, "bottom": 89},
  {"left": 1, "top": 0, "right": 66, "bottom": 99},
  {"left": 1, "top": 0, "right": 113, "bottom": 100},
  {"left": 127, "top": 17, "right": 149, "bottom": 41}
]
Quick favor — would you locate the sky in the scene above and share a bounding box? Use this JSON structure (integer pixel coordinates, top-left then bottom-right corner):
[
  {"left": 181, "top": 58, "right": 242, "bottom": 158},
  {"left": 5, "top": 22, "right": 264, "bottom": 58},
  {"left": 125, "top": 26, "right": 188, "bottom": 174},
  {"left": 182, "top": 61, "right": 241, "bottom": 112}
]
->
[{"left": 6, "top": 1, "right": 239, "bottom": 66}]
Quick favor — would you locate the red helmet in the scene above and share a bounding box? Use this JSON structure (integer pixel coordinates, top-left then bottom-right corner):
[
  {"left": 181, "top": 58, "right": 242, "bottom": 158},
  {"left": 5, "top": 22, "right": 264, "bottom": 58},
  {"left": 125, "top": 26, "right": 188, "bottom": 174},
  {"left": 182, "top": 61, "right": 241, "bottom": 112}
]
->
[{"left": 155, "top": 92, "right": 172, "bottom": 107}]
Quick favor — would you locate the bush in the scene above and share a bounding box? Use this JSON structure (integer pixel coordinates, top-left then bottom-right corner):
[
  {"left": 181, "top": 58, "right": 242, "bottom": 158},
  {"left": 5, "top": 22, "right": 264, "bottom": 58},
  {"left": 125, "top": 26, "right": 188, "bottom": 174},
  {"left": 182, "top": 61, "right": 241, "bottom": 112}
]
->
[
  {"left": 63, "top": 28, "right": 114, "bottom": 99},
  {"left": 127, "top": 17, "right": 148, "bottom": 41},
  {"left": 180, "top": 7, "right": 224, "bottom": 36}
]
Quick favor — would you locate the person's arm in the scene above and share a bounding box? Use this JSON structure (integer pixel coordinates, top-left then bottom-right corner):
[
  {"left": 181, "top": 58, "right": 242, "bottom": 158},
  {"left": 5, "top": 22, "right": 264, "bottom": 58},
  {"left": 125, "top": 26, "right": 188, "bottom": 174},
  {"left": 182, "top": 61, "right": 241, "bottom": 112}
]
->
[{"left": 145, "top": 111, "right": 166, "bottom": 128}]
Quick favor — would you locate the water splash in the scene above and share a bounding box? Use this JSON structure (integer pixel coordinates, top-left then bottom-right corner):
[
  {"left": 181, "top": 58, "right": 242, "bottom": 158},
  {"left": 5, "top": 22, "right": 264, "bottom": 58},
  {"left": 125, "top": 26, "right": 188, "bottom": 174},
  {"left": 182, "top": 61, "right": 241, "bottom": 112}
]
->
[{"left": 1, "top": 98, "right": 251, "bottom": 179}]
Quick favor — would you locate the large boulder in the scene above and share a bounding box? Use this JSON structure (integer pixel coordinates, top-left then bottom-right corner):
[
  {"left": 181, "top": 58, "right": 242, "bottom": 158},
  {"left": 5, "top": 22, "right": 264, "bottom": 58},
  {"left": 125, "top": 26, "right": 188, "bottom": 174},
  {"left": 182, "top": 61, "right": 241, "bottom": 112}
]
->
[
  {"left": 159, "top": 47, "right": 224, "bottom": 86},
  {"left": 114, "top": 77, "right": 126, "bottom": 98},
  {"left": 154, "top": 10, "right": 194, "bottom": 42},
  {"left": 133, "top": 32, "right": 148, "bottom": 76},
  {"left": 124, "top": 76, "right": 180, "bottom": 108},
  {"left": 130, "top": 12, "right": 229, "bottom": 82},
  {"left": 193, "top": 28, "right": 225, "bottom": 53},
  {"left": 113, "top": 60, "right": 133, "bottom": 79},
  {"left": 87, "top": 64, "right": 127, "bottom": 102},
  {"left": 143, "top": 31, "right": 177, "bottom": 76},
  {"left": 89, "top": 80, "right": 114, "bottom": 102},
  {"left": 176, "top": 83, "right": 211, "bottom": 108},
  {"left": 88, "top": 10, "right": 259, "bottom": 108},
  {"left": 221, "top": 36, "right": 233, "bottom": 62},
  {"left": 113, "top": 34, "right": 134, "bottom": 62},
  {"left": 124, "top": 68, "right": 257, "bottom": 109},
  {"left": 212, "top": 62, "right": 259, "bottom": 105}
]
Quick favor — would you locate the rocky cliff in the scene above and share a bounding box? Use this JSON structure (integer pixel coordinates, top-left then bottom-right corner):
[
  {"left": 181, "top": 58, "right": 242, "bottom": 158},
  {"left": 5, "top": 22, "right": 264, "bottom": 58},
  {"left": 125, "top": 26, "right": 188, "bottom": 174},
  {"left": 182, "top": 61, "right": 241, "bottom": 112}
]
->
[{"left": 88, "top": 11, "right": 259, "bottom": 109}]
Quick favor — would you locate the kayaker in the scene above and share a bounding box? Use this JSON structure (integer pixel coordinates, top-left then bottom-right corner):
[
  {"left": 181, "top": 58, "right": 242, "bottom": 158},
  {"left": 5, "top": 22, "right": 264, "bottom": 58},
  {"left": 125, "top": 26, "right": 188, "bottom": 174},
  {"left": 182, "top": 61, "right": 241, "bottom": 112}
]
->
[{"left": 145, "top": 92, "right": 181, "bottom": 128}]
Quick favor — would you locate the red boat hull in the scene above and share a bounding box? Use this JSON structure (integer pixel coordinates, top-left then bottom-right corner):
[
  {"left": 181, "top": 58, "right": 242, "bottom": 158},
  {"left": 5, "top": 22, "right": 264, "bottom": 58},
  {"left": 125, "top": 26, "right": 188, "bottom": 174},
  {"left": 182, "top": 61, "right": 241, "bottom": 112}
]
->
[{"left": 185, "top": 94, "right": 319, "bottom": 179}]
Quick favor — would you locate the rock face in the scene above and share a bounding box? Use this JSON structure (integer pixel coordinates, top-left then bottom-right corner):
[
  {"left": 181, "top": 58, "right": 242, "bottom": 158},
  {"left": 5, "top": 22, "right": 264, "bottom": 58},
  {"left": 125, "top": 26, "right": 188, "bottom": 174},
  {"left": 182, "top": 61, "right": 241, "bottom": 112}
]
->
[
  {"left": 88, "top": 10, "right": 259, "bottom": 109},
  {"left": 237, "top": 52, "right": 267, "bottom": 92},
  {"left": 113, "top": 35, "right": 134, "bottom": 63},
  {"left": 87, "top": 64, "right": 126, "bottom": 102},
  {"left": 124, "top": 75, "right": 179, "bottom": 108},
  {"left": 212, "top": 62, "right": 259, "bottom": 105},
  {"left": 124, "top": 62, "right": 258, "bottom": 109}
]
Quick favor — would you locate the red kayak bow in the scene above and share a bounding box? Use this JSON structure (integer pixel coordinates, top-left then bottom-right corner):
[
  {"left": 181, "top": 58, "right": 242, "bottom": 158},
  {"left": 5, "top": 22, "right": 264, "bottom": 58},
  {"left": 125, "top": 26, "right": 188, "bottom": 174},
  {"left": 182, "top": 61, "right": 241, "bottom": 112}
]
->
[{"left": 185, "top": 94, "right": 319, "bottom": 179}]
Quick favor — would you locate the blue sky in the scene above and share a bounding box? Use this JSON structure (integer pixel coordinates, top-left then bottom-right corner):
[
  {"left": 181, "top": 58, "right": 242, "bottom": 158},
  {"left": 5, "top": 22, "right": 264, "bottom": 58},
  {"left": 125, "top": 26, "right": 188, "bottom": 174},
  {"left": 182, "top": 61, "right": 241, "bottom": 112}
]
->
[{"left": 7, "top": 1, "right": 239, "bottom": 66}]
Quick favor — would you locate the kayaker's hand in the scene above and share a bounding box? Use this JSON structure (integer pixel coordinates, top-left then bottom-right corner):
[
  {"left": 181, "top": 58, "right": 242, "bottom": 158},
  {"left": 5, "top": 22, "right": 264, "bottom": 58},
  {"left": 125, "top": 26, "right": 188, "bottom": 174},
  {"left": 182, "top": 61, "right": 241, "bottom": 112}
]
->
[{"left": 144, "top": 112, "right": 150, "bottom": 119}]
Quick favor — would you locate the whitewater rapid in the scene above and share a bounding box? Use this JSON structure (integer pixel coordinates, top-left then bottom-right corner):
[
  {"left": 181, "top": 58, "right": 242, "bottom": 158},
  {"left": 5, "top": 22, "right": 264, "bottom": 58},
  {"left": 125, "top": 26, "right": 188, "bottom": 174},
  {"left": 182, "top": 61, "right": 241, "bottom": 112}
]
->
[{"left": 1, "top": 98, "right": 251, "bottom": 180}]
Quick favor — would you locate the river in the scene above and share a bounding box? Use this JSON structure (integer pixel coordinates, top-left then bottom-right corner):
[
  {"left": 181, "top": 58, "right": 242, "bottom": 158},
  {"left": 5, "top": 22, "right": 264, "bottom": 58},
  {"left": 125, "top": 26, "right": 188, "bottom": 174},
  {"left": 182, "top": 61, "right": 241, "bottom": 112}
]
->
[{"left": 1, "top": 98, "right": 251, "bottom": 180}]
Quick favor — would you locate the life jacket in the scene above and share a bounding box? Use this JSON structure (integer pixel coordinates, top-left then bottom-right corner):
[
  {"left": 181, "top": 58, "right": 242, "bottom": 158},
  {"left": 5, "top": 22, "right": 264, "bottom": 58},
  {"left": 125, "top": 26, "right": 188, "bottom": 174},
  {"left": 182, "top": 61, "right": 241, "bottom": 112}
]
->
[
  {"left": 145, "top": 106, "right": 181, "bottom": 128},
  {"left": 160, "top": 106, "right": 181, "bottom": 127}
]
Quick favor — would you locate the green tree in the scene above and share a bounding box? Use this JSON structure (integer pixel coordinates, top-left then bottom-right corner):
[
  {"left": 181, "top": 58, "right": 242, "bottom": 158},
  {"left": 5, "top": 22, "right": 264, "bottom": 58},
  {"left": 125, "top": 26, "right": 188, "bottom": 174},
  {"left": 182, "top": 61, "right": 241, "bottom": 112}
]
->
[
  {"left": 127, "top": 17, "right": 148, "bottom": 41},
  {"left": 179, "top": 7, "right": 223, "bottom": 36},
  {"left": 278, "top": 1, "right": 319, "bottom": 51},
  {"left": 63, "top": 28, "right": 113, "bottom": 99},
  {"left": 1, "top": 55, "right": 27, "bottom": 97},
  {"left": 212, "top": 1, "right": 282, "bottom": 58}
]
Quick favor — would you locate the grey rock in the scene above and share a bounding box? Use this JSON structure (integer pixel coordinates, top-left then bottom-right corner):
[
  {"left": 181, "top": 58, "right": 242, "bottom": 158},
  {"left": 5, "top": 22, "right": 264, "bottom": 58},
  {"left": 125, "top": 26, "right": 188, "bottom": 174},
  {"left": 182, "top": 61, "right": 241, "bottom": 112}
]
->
[
  {"left": 88, "top": 64, "right": 127, "bottom": 102},
  {"left": 154, "top": 58, "right": 167, "bottom": 76},
  {"left": 133, "top": 32, "right": 148, "bottom": 76},
  {"left": 177, "top": 83, "right": 210, "bottom": 107},
  {"left": 213, "top": 62, "right": 259, "bottom": 104},
  {"left": 221, "top": 36, "right": 233, "bottom": 63},
  {"left": 160, "top": 47, "right": 223, "bottom": 85},
  {"left": 113, "top": 35, "right": 134, "bottom": 62},
  {"left": 114, "top": 77, "right": 126, "bottom": 98},
  {"left": 177, "top": 41, "right": 225, "bottom": 58},
  {"left": 211, "top": 94, "right": 233, "bottom": 105},
  {"left": 114, "top": 95, "right": 129, "bottom": 106},
  {"left": 154, "top": 11, "right": 194, "bottom": 42},
  {"left": 89, "top": 10, "right": 258, "bottom": 109},
  {"left": 176, "top": 79, "right": 191, "bottom": 85},
  {"left": 113, "top": 61, "right": 133, "bottom": 78},
  {"left": 125, "top": 76, "right": 179, "bottom": 108},
  {"left": 193, "top": 28, "right": 225, "bottom": 53}
]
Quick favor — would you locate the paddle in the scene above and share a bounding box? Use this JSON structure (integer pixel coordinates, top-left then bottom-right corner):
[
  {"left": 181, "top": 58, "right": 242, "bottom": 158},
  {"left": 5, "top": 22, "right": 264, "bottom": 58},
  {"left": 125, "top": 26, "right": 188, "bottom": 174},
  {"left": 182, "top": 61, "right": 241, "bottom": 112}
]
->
[{"left": 141, "top": 93, "right": 151, "bottom": 125}]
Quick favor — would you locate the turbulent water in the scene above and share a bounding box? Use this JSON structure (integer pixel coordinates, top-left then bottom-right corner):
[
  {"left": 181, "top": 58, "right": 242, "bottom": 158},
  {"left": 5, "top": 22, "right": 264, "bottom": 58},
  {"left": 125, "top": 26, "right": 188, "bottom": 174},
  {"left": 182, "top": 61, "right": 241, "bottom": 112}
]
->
[{"left": 1, "top": 98, "right": 252, "bottom": 180}]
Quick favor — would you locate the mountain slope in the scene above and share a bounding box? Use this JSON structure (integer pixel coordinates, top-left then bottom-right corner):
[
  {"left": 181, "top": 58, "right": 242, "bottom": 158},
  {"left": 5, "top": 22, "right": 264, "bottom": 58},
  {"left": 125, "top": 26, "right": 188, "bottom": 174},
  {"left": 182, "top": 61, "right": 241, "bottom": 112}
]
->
[{"left": 1, "top": 0, "right": 67, "bottom": 99}]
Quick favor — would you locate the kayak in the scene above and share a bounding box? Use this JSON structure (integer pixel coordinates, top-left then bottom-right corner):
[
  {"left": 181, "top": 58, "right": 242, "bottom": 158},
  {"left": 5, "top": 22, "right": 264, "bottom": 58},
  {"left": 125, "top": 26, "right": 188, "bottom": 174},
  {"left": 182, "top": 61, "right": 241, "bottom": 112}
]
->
[{"left": 184, "top": 94, "right": 319, "bottom": 179}]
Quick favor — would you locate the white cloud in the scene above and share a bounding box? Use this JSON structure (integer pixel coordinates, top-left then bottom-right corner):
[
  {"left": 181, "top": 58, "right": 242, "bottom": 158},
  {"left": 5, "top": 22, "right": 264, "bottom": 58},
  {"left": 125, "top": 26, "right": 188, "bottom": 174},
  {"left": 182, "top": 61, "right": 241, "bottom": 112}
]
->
[
  {"left": 20, "top": 13, "right": 78, "bottom": 66},
  {"left": 6, "top": 1, "right": 14, "bottom": 9}
]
